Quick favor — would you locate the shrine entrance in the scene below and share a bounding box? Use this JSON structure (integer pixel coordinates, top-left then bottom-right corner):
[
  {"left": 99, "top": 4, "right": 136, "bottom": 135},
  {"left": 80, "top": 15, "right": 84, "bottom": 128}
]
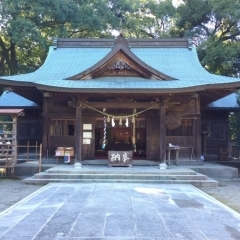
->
[{"left": 95, "top": 117, "right": 146, "bottom": 160}]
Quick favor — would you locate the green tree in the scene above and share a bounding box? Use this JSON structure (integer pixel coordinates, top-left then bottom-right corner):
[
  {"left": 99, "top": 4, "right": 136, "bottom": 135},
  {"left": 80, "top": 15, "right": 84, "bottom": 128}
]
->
[
  {"left": 229, "top": 93, "right": 240, "bottom": 151},
  {"left": 0, "top": 0, "right": 118, "bottom": 75},
  {"left": 1, "top": 0, "right": 240, "bottom": 78},
  {"left": 0, "top": 0, "right": 179, "bottom": 76},
  {"left": 174, "top": 0, "right": 240, "bottom": 76},
  {"left": 197, "top": 39, "right": 240, "bottom": 76},
  {"left": 0, "top": 115, "right": 13, "bottom": 132},
  {"left": 121, "top": 0, "right": 176, "bottom": 38}
]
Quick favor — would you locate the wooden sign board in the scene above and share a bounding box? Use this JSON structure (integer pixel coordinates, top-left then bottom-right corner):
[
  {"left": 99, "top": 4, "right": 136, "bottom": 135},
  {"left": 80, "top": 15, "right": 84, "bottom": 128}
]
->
[{"left": 108, "top": 150, "right": 133, "bottom": 167}]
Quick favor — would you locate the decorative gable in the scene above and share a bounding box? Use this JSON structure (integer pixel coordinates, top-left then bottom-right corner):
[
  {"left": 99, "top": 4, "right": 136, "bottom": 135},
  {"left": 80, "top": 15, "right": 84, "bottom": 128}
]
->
[
  {"left": 110, "top": 59, "right": 132, "bottom": 70},
  {"left": 104, "top": 57, "right": 142, "bottom": 77},
  {"left": 66, "top": 34, "right": 176, "bottom": 81}
]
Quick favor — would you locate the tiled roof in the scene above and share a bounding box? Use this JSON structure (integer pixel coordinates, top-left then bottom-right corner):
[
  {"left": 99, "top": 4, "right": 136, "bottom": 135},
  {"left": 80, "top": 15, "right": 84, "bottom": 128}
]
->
[
  {"left": 0, "top": 91, "right": 38, "bottom": 107},
  {"left": 0, "top": 39, "right": 240, "bottom": 93},
  {"left": 207, "top": 93, "right": 239, "bottom": 109}
]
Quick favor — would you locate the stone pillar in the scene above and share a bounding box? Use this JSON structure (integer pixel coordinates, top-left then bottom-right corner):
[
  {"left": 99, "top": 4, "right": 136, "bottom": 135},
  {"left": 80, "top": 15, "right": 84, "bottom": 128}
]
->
[
  {"left": 159, "top": 105, "right": 167, "bottom": 169},
  {"left": 74, "top": 104, "right": 82, "bottom": 168}
]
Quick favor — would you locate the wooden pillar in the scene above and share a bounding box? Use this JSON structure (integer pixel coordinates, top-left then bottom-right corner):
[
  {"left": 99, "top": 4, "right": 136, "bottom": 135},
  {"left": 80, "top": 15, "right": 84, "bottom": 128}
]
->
[
  {"left": 12, "top": 116, "right": 17, "bottom": 177},
  {"left": 75, "top": 105, "right": 83, "bottom": 165},
  {"left": 195, "top": 95, "right": 201, "bottom": 160},
  {"left": 12, "top": 116, "right": 17, "bottom": 138},
  {"left": 194, "top": 117, "right": 201, "bottom": 160},
  {"left": 159, "top": 105, "right": 166, "bottom": 163},
  {"left": 42, "top": 97, "right": 49, "bottom": 158}
]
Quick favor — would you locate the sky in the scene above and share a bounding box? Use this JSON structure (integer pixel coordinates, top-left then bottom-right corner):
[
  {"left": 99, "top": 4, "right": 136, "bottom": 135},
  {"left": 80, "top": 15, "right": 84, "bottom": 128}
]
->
[{"left": 172, "top": 0, "right": 183, "bottom": 7}]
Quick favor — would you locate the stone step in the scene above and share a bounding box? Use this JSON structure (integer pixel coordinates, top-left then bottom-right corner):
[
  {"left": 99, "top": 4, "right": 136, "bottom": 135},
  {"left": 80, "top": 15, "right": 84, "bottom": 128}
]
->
[
  {"left": 32, "top": 172, "right": 208, "bottom": 181},
  {"left": 80, "top": 159, "right": 204, "bottom": 166},
  {"left": 22, "top": 165, "right": 219, "bottom": 187},
  {"left": 45, "top": 167, "right": 197, "bottom": 175},
  {"left": 22, "top": 177, "right": 218, "bottom": 187}
]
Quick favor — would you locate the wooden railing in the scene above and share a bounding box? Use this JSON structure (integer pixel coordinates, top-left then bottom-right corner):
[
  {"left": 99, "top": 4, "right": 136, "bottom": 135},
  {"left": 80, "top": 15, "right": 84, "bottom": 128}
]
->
[{"left": 17, "top": 141, "right": 42, "bottom": 172}]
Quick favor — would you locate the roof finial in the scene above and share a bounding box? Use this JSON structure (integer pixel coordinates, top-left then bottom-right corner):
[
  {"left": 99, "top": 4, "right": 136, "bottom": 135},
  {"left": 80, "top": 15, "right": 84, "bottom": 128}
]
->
[
  {"left": 119, "top": 18, "right": 123, "bottom": 35},
  {"left": 113, "top": 31, "right": 129, "bottom": 48},
  {"left": 53, "top": 38, "right": 57, "bottom": 50}
]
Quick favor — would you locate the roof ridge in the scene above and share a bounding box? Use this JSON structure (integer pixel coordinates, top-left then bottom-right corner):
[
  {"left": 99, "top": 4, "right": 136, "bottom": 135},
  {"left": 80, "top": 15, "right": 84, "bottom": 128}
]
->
[{"left": 55, "top": 37, "right": 189, "bottom": 48}]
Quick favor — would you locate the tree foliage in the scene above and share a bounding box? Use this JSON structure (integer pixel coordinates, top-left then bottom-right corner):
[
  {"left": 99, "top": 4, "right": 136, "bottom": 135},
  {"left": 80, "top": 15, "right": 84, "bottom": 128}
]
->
[
  {"left": 0, "top": 0, "right": 119, "bottom": 75},
  {"left": 121, "top": 0, "right": 176, "bottom": 38},
  {"left": 174, "top": 0, "right": 240, "bottom": 76},
  {"left": 0, "top": 0, "right": 240, "bottom": 78},
  {"left": 229, "top": 93, "right": 240, "bottom": 151}
]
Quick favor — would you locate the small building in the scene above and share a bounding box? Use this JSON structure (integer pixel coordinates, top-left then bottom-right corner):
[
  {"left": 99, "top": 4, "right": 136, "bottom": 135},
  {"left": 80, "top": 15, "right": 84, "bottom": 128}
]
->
[
  {"left": 0, "top": 35, "right": 240, "bottom": 164},
  {"left": 0, "top": 91, "right": 42, "bottom": 148},
  {"left": 0, "top": 91, "right": 41, "bottom": 175},
  {"left": 203, "top": 93, "right": 239, "bottom": 160}
]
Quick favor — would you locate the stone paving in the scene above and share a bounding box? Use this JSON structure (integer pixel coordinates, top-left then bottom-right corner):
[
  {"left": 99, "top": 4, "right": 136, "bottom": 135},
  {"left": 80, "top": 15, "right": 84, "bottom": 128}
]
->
[{"left": 0, "top": 183, "right": 240, "bottom": 240}]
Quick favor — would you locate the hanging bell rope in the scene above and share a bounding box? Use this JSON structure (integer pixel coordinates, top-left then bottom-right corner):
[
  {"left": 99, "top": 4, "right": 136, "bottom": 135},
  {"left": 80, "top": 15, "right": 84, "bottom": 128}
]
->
[
  {"left": 132, "top": 108, "right": 136, "bottom": 152},
  {"left": 102, "top": 116, "right": 107, "bottom": 149},
  {"left": 102, "top": 108, "right": 107, "bottom": 149}
]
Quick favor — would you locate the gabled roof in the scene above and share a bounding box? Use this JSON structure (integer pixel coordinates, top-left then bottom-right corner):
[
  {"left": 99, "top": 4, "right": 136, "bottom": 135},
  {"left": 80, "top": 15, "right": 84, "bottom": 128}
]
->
[
  {"left": 0, "top": 91, "right": 38, "bottom": 108},
  {"left": 67, "top": 34, "right": 175, "bottom": 81},
  {"left": 0, "top": 36, "right": 240, "bottom": 94}
]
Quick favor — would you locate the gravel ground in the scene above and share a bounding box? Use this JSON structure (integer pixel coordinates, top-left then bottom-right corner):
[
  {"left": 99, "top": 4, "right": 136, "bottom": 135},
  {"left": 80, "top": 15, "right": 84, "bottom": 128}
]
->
[
  {"left": 0, "top": 178, "right": 240, "bottom": 214},
  {"left": 0, "top": 179, "right": 42, "bottom": 212},
  {"left": 198, "top": 178, "right": 240, "bottom": 213}
]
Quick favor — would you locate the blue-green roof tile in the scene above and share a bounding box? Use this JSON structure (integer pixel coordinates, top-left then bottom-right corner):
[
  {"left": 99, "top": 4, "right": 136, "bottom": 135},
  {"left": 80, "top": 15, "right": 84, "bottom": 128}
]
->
[{"left": 0, "top": 43, "right": 240, "bottom": 92}]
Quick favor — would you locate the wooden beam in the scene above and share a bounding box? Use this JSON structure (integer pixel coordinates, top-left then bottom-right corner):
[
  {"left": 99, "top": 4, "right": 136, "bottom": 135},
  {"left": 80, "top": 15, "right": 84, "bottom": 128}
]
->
[
  {"left": 56, "top": 38, "right": 188, "bottom": 48},
  {"left": 181, "top": 113, "right": 201, "bottom": 118},
  {"left": 81, "top": 102, "right": 159, "bottom": 109},
  {"left": 199, "top": 90, "right": 232, "bottom": 106}
]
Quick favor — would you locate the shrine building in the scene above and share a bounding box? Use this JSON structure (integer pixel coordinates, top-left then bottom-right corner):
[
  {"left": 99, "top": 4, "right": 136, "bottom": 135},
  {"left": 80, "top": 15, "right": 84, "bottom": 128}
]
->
[{"left": 0, "top": 35, "right": 239, "bottom": 165}]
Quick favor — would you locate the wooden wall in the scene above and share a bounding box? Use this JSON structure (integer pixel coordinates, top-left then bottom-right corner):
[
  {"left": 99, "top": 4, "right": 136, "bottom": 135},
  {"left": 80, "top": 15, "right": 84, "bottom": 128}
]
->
[
  {"left": 17, "top": 109, "right": 42, "bottom": 146},
  {"left": 44, "top": 97, "right": 76, "bottom": 157},
  {"left": 43, "top": 94, "right": 202, "bottom": 161},
  {"left": 201, "top": 110, "right": 230, "bottom": 160}
]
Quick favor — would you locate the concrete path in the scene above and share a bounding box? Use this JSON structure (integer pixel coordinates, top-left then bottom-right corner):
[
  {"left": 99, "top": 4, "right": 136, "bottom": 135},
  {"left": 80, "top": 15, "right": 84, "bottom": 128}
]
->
[{"left": 0, "top": 183, "right": 240, "bottom": 240}]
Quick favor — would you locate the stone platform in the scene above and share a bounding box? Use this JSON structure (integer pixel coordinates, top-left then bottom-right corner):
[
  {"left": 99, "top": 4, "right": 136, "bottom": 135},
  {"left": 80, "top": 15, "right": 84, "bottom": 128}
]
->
[
  {"left": 21, "top": 164, "right": 221, "bottom": 187},
  {"left": 11, "top": 160, "right": 237, "bottom": 187}
]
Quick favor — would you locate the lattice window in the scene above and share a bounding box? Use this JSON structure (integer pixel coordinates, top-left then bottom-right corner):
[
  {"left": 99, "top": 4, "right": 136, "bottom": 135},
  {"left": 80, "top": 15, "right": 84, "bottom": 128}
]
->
[
  {"left": 208, "top": 123, "right": 226, "bottom": 140},
  {"left": 166, "top": 136, "right": 193, "bottom": 147},
  {"left": 166, "top": 119, "right": 193, "bottom": 136},
  {"left": 166, "top": 136, "right": 194, "bottom": 159},
  {"left": 50, "top": 119, "right": 75, "bottom": 136},
  {"left": 166, "top": 136, "right": 193, "bottom": 159}
]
